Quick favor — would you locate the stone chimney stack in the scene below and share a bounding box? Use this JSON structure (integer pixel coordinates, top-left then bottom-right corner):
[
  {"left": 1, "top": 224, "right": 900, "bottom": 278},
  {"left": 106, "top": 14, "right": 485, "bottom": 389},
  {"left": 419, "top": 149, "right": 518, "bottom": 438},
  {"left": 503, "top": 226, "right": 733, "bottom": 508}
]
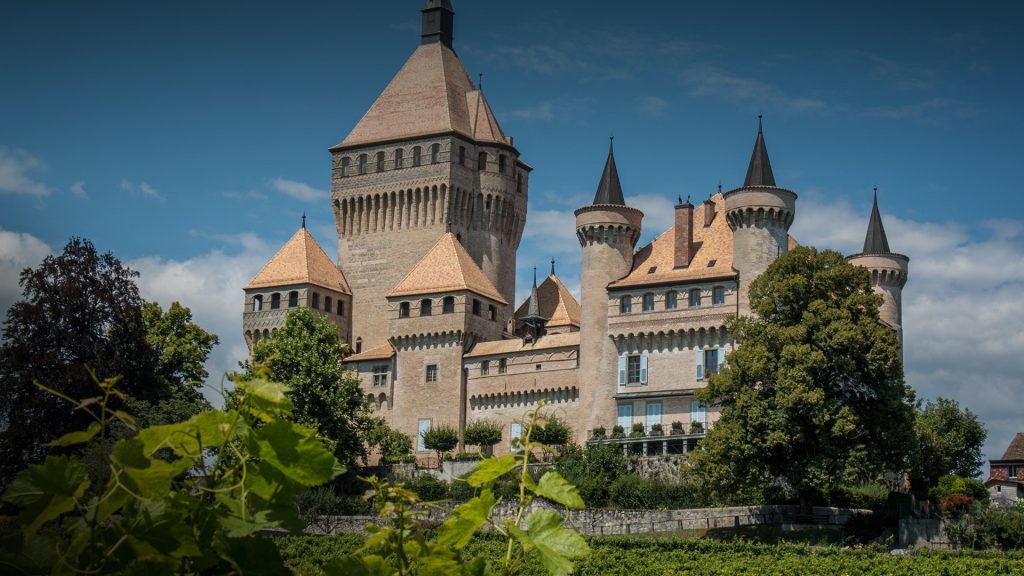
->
[
  {"left": 674, "top": 199, "right": 694, "bottom": 268},
  {"left": 702, "top": 198, "right": 716, "bottom": 226}
]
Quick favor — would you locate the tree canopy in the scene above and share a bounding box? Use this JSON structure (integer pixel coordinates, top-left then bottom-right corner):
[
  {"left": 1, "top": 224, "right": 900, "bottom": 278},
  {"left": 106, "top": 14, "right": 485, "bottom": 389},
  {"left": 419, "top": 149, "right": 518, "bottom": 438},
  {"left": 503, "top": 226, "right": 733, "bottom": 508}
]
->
[
  {"left": 911, "top": 397, "right": 987, "bottom": 490},
  {"left": 691, "top": 247, "right": 917, "bottom": 506},
  {"left": 0, "top": 238, "right": 158, "bottom": 486},
  {"left": 242, "top": 307, "right": 372, "bottom": 467}
]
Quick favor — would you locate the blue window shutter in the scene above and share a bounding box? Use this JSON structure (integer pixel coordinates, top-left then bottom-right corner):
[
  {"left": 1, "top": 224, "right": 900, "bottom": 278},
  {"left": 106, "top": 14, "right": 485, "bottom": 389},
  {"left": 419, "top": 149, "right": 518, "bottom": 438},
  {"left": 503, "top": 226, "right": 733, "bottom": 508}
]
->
[
  {"left": 695, "top": 348, "right": 704, "bottom": 381},
  {"left": 618, "top": 356, "right": 626, "bottom": 385},
  {"left": 640, "top": 354, "right": 648, "bottom": 384}
]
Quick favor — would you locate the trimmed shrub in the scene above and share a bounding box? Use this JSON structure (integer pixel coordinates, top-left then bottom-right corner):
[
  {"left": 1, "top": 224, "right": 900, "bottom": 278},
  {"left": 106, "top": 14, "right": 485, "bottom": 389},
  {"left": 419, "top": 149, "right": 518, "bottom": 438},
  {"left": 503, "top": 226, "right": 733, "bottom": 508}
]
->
[
  {"left": 630, "top": 423, "right": 645, "bottom": 438},
  {"left": 406, "top": 474, "right": 450, "bottom": 502},
  {"left": 592, "top": 426, "right": 607, "bottom": 439},
  {"left": 464, "top": 419, "right": 503, "bottom": 454},
  {"left": 611, "top": 425, "right": 625, "bottom": 438},
  {"left": 671, "top": 421, "right": 684, "bottom": 435},
  {"left": 650, "top": 423, "right": 664, "bottom": 436},
  {"left": 534, "top": 416, "right": 572, "bottom": 447}
]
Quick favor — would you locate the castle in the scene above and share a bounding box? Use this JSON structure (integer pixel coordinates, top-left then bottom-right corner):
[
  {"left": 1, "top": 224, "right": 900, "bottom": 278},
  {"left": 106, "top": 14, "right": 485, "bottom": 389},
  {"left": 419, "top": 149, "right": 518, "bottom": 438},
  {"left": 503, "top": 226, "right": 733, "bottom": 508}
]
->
[{"left": 241, "top": 1, "right": 909, "bottom": 459}]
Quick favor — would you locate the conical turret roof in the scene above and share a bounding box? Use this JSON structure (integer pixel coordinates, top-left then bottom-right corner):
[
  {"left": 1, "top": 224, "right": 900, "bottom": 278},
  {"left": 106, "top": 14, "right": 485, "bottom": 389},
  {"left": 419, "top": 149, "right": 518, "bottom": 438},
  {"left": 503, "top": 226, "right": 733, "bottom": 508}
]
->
[
  {"left": 592, "top": 139, "right": 625, "bottom": 205},
  {"left": 744, "top": 116, "right": 776, "bottom": 187},
  {"left": 245, "top": 226, "right": 351, "bottom": 294},
  {"left": 863, "top": 189, "right": 892, "bottom": 254}
]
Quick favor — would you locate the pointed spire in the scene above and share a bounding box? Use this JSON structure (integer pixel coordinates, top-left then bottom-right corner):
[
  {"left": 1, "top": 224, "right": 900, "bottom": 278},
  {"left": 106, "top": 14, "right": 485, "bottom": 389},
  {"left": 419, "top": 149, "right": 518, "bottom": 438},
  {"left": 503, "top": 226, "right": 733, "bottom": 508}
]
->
[
  {"left": 863, "top": 187, "right": 892, "bottom": 254},
  {"left": 592, "top": 137, "right": 625, "bottom": 205},
  {"left": 527, "top": 267, "right": 541, "bottom": 317},
  {"left": 301, "top": 212, "right": 306, "bottom": 229},
  {"left": 743, "top": 115, "right": 776, "bottom": 187}
]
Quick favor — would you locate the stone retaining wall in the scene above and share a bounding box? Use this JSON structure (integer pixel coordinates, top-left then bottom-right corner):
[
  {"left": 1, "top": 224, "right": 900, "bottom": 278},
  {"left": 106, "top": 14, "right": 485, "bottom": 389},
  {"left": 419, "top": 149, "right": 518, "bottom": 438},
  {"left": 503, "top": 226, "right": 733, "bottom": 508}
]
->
[{"left": 309, "top": 502, "right": 869, "bottom": 536}]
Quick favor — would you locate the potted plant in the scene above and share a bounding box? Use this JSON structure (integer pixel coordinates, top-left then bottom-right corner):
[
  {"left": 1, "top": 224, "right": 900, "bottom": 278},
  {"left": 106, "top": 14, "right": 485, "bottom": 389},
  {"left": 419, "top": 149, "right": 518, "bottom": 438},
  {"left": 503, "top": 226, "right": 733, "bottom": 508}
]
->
[
  {"left": 691, "top": 421, "right": 704, "bottom": 434},
  {"left": 592, "top": 426, "right": 606, "bottom": 439},
  {"left": 650, "top": 423, "right": 664, "bottom": 436},
  {"left": 630, "top": 422, "right": 646, "bottom": 438},
  {"left": 671, "top": 421, "right": 684, "bottom": 435},
  {"left": 611, "top": 425, "right": 625, "bottom": 439}
]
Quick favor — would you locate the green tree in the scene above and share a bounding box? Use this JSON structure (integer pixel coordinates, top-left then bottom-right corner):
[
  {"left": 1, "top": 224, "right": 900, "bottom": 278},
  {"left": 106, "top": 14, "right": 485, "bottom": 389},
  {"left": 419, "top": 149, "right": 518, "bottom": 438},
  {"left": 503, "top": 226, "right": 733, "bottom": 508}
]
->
[
  {"left": 243, "top": 307, "right": 373, "bottom": 467},
  {"left": 423, "top": 424, "right": 459, "bottom": 465},
  {"left": 534, "top": 416, "right": 572, "bottom": 448},
  {"left": 464, "top": 419, "right": 503, "bottom": 455},
  {"left": 691, "top": 247, "right": 917, "bottom": 508},
  {"left": 555, "top": 443, "right": 629, "bottom": 507},
  {"left": 911, "top": 397, "right": 987, "bottom": 491},
  {"left": 0, "top": 238, "right": 159, "bottom": 487},
  {"left": 125, "top": 301, "right": 218, "bottom": 427},
  {"left": 366, "top": 419, "right": 414, "bottom": 463}
]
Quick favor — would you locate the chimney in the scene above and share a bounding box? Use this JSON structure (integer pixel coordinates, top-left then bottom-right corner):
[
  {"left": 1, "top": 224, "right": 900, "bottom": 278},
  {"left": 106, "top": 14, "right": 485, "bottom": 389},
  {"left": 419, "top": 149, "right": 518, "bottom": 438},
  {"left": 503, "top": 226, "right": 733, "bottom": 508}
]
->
[
  {"left": 674, "top": 199, "right": 694, "bottom": 268},
  {"left": 702, "top": 199, "right": 716, "bottom": 227}
]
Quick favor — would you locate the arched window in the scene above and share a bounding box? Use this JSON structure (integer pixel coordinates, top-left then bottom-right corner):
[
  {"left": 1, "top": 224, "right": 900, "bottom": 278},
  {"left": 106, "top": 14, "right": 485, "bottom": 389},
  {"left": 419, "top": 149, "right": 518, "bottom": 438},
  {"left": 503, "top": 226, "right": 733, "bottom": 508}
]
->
[
  {"left": 488, "top": 304, "right": 496, "bottom": 321},
  {"left": 270, "top": 293, "right": 281, "bottom": 309},
  {"left": 478, "top": 151, "right": 487, "bottom": 171},
  {"left": 358, "top": 154, "right": 367, "bottom": 175},
  {"left": 355, "top": 337, "right": 363, "bottom": 354},
  {"left": 325, "top": 296, "right": 332, "bottom": 313},
  {"left": 431, "top": 143, "right": 440, "bottom": 164},
  {"left": 394, "top": 148, "right": 404, "bottom": 168},
  {"left": 341, "top": 157, "right": 350, "bottom": 177},
  {"left": 665, "top": 290, "right": 678, "bottom": 310},
  {"left": 458, "top": 146, "right": 466, "bottom": 166},
  {"left": 311, "top": 292, "right": 320, "bottom": 309},
  {"left": 252, "top": 295, "right": 263, "bottom": 312},
  {"left": 288, "top": 291, "right": 299, "bottom": 308},
  {"left": 399, "top": 302, "right": 410, "bottom": 318},
  {"left": 337, "top": 299, "right": 345, "bottom": 316},
  {"left": 442, "top": 296, "right": 455, "bottom": 314},
  {"left": 642, "top": 293, "right": 655, "bottom": 312},
  {"left": 376, "top": 151, "right": 385, "bottom": 172},
  {"left": 713, "top": 286, "right": 725, "bottom": 305},
  {"left": 412, "top": 146, "right": 422, "bottom": 166},
  {"left": 420, "top": 299, "right": 432, "bottom": 316},
  {"left": 688, "top": 289, "right": 701, "bottom": 308},
  {"left": 619, "top": 296, "right": 632, "bottom": 314},
  {"left": 498, "top": 155, "right": 506, "bottom": 173}
]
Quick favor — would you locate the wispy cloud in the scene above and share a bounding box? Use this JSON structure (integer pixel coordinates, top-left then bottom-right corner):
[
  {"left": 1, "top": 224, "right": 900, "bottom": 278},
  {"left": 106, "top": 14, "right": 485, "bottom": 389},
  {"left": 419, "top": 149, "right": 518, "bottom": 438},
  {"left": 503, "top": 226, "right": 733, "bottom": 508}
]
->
[
  {"left": 69, "top": 181, "right": 87, "bottom": 198},
  {"left": 270, "top": 178, "right": 328, "bottom": 202},
  {"left": 223, "top": 190, "right": 268, "bottom": 201},
  {"left": 636, "top": 95, "right": 668, "bottom": 116},
  {"left": 120, "top": 178, "right": 165, "bottom": 201},
  {"left": 0, "top": 228, "right": 52, "bottom": 320},
  {"left": 0, "top": 147, "right": 52, "bottom": 197},
  {"left": 864, "top": 98, "right": 979, "bottom": 123},
  {"left": 679, "top": 64, "right": 828, "bottom": 113},
  {"left": 501, "top": 97, "right": 595, "bottom": 123}
]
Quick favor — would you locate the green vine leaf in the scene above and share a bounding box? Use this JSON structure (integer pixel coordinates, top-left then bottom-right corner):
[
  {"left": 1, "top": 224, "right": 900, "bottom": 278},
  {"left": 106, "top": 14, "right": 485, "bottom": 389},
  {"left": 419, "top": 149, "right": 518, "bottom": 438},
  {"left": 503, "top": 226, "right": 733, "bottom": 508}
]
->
[
  {"left": 466, "top": 455, "right": 517, "bottom": 488},
  {"left": 1, "top": 455, "right": 90, "bottom": 540},
  {"left": 520, "top": 509, "right": 590, "bottom": 576},
  {"left": 252, "top": 419, "right": 345, "bottom": 486},
  {"left": 46, "top": 421, "right": 102, "bottom": 447},
  {"left": 534, "top": 471, "right": 585, "bottom": 509},
  {"left": 436, "top": 489, "right": 496, "bottom": 549},
  {"left": 323, "top": 554, "right": 394, "bottom": 576},
  {"left": 236, "top": 378, "right": 294, "bottom": 422}
]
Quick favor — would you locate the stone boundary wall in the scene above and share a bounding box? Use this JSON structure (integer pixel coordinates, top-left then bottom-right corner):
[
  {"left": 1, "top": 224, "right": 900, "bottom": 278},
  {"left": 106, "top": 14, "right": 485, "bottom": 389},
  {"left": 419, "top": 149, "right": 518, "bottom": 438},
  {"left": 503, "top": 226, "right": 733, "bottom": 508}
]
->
[
  {"left": 898, "top": 518, "right": 950, "bottom": 549},
  {"left": 308, "top": 502, "right": 870, "bottom": 536}
]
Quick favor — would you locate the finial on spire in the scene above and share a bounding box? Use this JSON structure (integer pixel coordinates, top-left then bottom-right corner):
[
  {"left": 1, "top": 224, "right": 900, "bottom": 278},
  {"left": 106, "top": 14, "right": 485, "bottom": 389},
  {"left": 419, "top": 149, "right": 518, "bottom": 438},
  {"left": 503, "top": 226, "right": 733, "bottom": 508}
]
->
[
  {"left": 873, "top": 186, "right": 878, "bottom": 203},
  {"left": 550, "top": 258, "right": 555, "bottom": 276},
  {"left": 532, "top": 266, "right": 537, "bottom": 287},
  {"left": 478, "top": 72, "right": 483, "bottom": 90},
  {"left": 301, "top": 212, "right": 306, "bottom": 229},
  {"left": 718, "top": 180, "right": 722, "bottom": 194},
  {"left": 446, "top": 219, "right": 452, "bottom": 233}
]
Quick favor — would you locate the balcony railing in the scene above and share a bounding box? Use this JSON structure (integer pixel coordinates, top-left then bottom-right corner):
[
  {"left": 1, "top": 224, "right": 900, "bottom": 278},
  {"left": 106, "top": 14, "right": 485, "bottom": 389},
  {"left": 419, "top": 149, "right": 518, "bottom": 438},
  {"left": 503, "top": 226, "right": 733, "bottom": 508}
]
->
[{"left": 587, "top": 431, "right": 706, "bottom": 457}]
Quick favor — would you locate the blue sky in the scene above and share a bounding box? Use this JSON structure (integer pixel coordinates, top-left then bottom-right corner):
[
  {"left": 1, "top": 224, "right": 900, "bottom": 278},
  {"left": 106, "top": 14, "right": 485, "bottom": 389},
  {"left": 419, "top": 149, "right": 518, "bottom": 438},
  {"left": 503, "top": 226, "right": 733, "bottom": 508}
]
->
[{"left": 2, "top": 1, "right": 1022, "bottom": 465}]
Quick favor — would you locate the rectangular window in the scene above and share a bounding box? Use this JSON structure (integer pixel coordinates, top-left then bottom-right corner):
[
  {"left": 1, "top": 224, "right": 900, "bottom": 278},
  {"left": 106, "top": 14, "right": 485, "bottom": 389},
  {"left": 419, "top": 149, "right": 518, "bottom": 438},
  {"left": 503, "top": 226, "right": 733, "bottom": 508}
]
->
[
  {"left": 372, "top": 365, "right": 389, "bottom": 387},
  {"left": 689, "top": 289, "right": 701, "bottom": 307},
  {"left": 713, "top": 286, "right": 725, "bottom": 305},
  {"left": 399, "top": 302, "right": 410, "bottom": 318},
  {"left": 498, "top": 358, "right": 507, "bottom": 374},
  {"left": 665, "top": 291, "right": 678, "bottom": 310},
  {"left": 704, "top": 349, "right": 719, "bottom": 376},
  {"left": 1010, "top": 465, "right": 1019, "bottom": 479},
  {"left": 646, "top": 401, "right": 662, "bottom": 432},
  {"left": 690, "top": 401, "right": 706, "bottom": 427},
  {"left": 619, "top": 296, "right": 632, "bottom": 314},
  {"left": 627, "top": 355, "right": 641, "bottom": 384},
  {"left": 617, "top": 403, "right": 633, "bottom": 432},
  {"left": 642, "top": 293, "right": 655, "bottom": 312},
  {"left": 425, "top": 364, "right": 438, "bottom": 383},
  {"left": 510, "top": 422, "right": 523, "bottom": 453},
  {"left": 442, "top": 297, "right": 455, "bottom": 314},
  {"left": 473, "top": 299, "right": 481, "bottom": 316},
  {"left": 337, "top": 299, "right": 345, "bottom": 316},
  {"left": 481, "top": 361, "right": 489, "bottom": 375},
  {"left": 418, "top": 419, "right": 431, "bottom": 451}
]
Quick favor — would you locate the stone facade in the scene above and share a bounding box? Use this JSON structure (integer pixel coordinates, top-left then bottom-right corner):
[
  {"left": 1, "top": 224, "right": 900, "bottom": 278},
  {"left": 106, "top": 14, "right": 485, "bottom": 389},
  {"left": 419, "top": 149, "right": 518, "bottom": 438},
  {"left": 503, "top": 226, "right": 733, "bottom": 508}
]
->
[{"left": 241, "top": 1, "right": 909, "bottom": 464}]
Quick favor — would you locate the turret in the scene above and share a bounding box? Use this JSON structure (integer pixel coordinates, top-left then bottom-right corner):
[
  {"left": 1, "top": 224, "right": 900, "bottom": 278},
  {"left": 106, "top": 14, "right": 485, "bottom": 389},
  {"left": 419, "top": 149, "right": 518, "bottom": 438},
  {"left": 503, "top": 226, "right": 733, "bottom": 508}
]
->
[
  {"left": 846, "top": 189, "right": 909, "bottom": 344},
  {"left": 724, "top": 116, "right": 797, "bottom": 315},
  {"left": 575, "top": 140, "right": 643, "bottom": 436}
]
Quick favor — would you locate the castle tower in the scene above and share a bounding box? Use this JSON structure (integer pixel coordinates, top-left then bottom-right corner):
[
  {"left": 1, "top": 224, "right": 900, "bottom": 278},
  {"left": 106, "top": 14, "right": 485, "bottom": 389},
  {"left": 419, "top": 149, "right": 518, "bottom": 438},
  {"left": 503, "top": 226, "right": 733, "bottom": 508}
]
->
[
  {"left": 724, "top": 117, "right": 797, "bottom": 315},
  {"left": 242, "top": 219, "right": 352, "bottom": 353},
  {"left": 329, "top": 0, "right": 529, "bottom": 350},
  {"left": 575, "top": 141, "right": 643, "bottom": 435},
  {"left": 846, "top": 190, "right": 909, "bottom": 344}
]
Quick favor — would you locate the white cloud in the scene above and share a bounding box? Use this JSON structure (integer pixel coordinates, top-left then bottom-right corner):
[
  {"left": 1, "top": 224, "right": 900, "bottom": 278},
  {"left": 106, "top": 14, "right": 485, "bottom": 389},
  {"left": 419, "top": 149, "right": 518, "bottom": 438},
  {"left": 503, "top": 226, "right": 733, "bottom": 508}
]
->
[
  {"left": 69, "top": 181, "right": 87, "bottom": 198},
  {"left": 120, "top": 178, "right": 165, "bottom": 201},
  {"left": 0, "top": 229, "right": 52, "bottom": 322},
  {"left": 0, "top": 146, "right": 52, "bottom": 197},
  {"left": 636, "top": 95, "right": 668, "bottom": 116},
  {"left": 130, "top": 234, "right": 275, "bottom": 404},
  {"left": 522, "top": 208, "right": 578, "bottom": 253},
  {"left": 626, "top": 194, "right": 675, "bottom": 245},
  {"left": 792, "top": 196, "right": 1024, "bottom": 463},
  {"left": 679, "top": 64, "right": 828, "bottom": 113},
  {"left": 271, "top": 178, "right": 329, "bottom": 202}
]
